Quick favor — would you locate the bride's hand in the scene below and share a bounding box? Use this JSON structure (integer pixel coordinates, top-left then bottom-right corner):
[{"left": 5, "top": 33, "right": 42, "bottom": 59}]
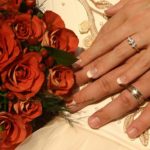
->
[
  {"left": 73, "top": 0, "right": 150, "bottom": 86},
  {"left": 67, "top": 0, "right": 150, "bottom": 138}
]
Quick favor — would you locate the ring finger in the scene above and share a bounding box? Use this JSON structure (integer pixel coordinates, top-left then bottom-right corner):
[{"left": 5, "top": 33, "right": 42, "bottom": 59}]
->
[{"left": 75, "top": 29, "right": 149, "bottom": 86}]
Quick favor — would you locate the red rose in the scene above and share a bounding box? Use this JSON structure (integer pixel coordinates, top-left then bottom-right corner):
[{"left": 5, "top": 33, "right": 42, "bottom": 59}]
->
[
  {"left": 43, "top": 11, "right": 65, "bottom": 32},
  {"left": 0, "top": 112, "right": 32, "bottom": 149},
  {"left": 42, "top": 28, "right": 79, "bottom": 53},
  {"left": 29, "top": 15, "right": 46, "bottom": 44},
  {"left": 12, "top": 13, "right": 46, "bottom": 43},
  {"left": 25, "top": 0, "right": 36, "bottom": 7},
  {"left": 48, "top": 65, "right": 75, "bottom": 96},
  {"left": 1, "top": 52, "right": 45, "bottom": 100},
  {"left": 9, "top": 100, "right": 42, "bottom": 123},
  {"left": 0, "top": 0, "right": 22, "bottom": 12},
  {"left": 13, "top": 14, "right": 32, "bottom": 40},
  {"left": 0, "top": 24, "right": 21, "bottom": 72}
]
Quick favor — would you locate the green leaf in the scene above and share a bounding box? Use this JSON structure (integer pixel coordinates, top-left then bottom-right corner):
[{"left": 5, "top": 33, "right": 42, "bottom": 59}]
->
[
  {"left": 0, "top": 96, "right": 8, "bottom": 112},
  {"left": 38, "top": 92, "right": 65, "bottom": 112},
  {"left": 0, "top": 91, "right": 6, "bottom": 96},
  {"left": 37, "top": 12, "right": 43, "bottom": 19},
  {"left": 0, "top": 125, "right": 4, "bottom": 132},
  {"left": 0, "top": 10, "right": 9, "bottom": 16},
  {"left": 32, "top": 7, "right": 44, "bottom": 18},
  {"left": 31, "top": 92, "right": 67, "bottom": 132},
  {"left": 44, "top": 47, "right": 77, "bottom": 66},
  {"left": 19, "top": 1, "right": 28, "bottom": 13},
  {"left": 28, "top": 45, "right": 41, "bottom": 52}
]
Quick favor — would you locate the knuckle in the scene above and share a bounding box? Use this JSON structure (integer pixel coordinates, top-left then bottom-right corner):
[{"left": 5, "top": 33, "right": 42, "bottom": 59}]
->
[
  {"left": 127, "top": 10, "right": 147, "bottom": 27},
  {"left": 74, "top": 92, "right": 86, "bottom": 104},
  {"left": 74, "top": 84, "right": 96, "bottom": 105},
  {"left": 121, "top": 21, "right": 133, "bottom": 34},
  {"left": 98, "top": 76, "right": 112, "bottom": 95},
  {"left": 119, "top": 91, "right": 136, "bottom": 109},
  {"left": 113, "top": 45, "right": 126, "bottom": 59},
  {"left": 138, "top": 118, "right": 149, "bottom": 129},
  {"left": 125, "top": 20, "right": 135, "bottom": 29},
  {"left": 139, "top": 59, "right": 150, "bottom": 69}
]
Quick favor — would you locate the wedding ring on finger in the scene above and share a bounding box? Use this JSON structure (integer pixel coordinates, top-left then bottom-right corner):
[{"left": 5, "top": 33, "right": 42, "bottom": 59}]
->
[
  {"left": 126, "top": 85, "right": 145, "bottom": 105},
  {"left": 127, "top": 36, "right": 140, "bottom": 52}
]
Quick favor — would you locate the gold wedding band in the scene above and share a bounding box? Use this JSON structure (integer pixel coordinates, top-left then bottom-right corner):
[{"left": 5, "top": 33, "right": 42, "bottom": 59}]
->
[{"left": 127, "top": 85, "right": 145, "bottom": 105}]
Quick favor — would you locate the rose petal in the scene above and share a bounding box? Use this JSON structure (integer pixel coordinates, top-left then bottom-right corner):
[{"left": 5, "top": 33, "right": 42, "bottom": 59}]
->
[{"left": 43, "top": 11, "right": 65, "bottom": 31}]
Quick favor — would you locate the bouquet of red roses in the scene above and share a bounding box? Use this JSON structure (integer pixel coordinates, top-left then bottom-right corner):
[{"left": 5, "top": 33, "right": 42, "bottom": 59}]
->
[{"left": 0, "top": 0, "right": 79, "bottom": 149}]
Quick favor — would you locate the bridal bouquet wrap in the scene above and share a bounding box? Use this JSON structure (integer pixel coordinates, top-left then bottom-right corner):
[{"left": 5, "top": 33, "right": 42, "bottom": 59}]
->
[{"left": 0, "top": 0, "right": 79, "bottom": 149}]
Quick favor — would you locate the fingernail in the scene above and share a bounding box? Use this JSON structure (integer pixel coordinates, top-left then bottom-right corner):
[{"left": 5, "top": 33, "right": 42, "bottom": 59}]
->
[
  {"left": 72, "top": 58, "right": 82, "bottom": 69},
  {"left": 87, "top": 68, "right": 98, "bottom": 78},
  {"left": 89, "top": 117, "right": 101, "bottom": 129},
  {"left": 127, "top": 128, "right": 138, "bottom": 139},
  {"left": 117, "top": 76, "right": 127, "bottom": 85},
  {"left": 66, "top": 100, "right": 76, "bottom": 107}
]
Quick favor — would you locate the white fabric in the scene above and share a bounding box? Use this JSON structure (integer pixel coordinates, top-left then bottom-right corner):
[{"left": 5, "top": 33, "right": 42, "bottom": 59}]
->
[
  {"left": 16, "top": 118, "right": 139, "bottom": 150},
  {"left": 16, "top": 0, "right": 150, "bottom": 149}
]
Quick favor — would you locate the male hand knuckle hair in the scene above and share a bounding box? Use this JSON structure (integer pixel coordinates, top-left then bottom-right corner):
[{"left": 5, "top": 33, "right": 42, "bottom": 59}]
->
[{"left": 98, "top": 76, "right": 112, "bottom": 95}]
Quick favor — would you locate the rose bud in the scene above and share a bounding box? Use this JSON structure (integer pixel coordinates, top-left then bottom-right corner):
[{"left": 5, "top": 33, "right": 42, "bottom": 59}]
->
[
  {"left": 42, "top": 28, "right": 79, "bottom": 53},
  {"left": 12, "top": 13, "right": 46, "bottom": 43},
  {"left": 25, "top": 0, "right": 36, "bottom": 8},
  {"left": 9, "top": 100, "right": 42, "bottom": 123},
  {"left": 44, "top": 57, "right": 54, "bottom": 68},
  {"left": 41, "top": 49, "right": 48, "bottom": 58},
  {"left": 48, "top": 65, "right": 75, "bottom": 96}
]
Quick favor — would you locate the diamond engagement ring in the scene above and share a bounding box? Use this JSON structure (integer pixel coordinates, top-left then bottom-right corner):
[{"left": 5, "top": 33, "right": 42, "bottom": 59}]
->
[
  {"left": 127, "top": 36, "right": 140, "bottom": 52},
  {"left": 127, "top": 85, "right": 145, "bottom": 105}
]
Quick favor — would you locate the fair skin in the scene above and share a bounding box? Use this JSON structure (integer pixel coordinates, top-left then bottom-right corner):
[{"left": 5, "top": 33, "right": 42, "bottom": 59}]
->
[{"left": 67, "top": 0, "right": 150, "bottom": 139}]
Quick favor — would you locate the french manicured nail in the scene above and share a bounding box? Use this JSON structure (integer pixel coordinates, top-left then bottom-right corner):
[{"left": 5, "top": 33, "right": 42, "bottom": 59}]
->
[
  {"left": 117, "top": 76, "right": 127, "bottom": 85},
  {"left": 72, "top": 58, "right": 82, "bottom": 69},
  {"left": 127, "top": 128, "right": 138, "bottom": 139},
  {"left": 87, "top": 68, "right": 98, "bottom": 78},
  {"left": 89, "top": 117, "right": 101, "bottom": 129}
]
